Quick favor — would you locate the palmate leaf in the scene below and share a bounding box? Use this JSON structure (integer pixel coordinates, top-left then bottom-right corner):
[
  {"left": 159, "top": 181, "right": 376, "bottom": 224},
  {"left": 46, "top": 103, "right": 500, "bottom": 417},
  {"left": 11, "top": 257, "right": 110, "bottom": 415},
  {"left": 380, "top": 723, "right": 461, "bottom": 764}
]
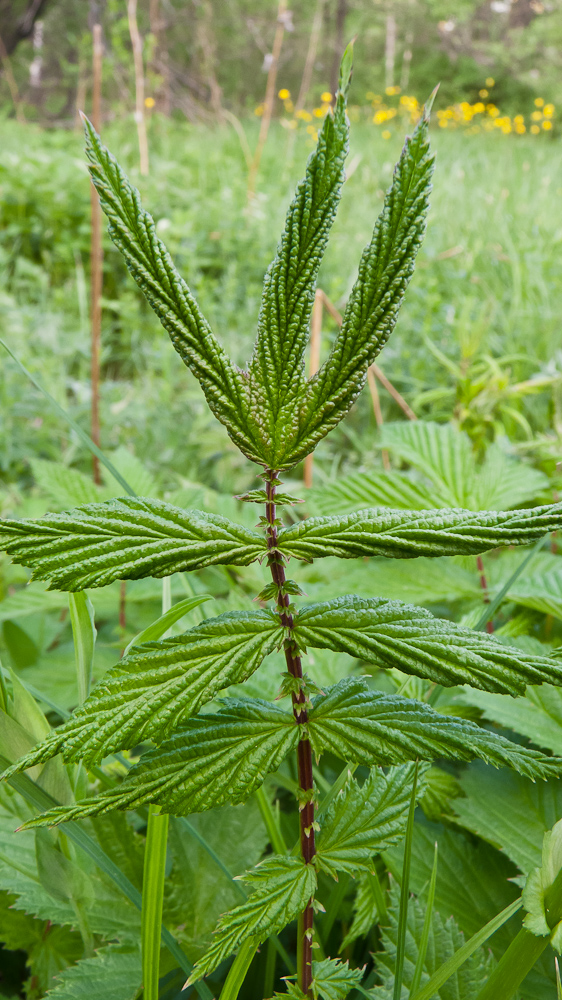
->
[
  {"left": 0, "top": 497, "right": 265, "bottom": 590},
  {"left": 278, "top": 502, "right": 562, "bottom": 562},
  {"left": 246, "top": 52, "right": 350, "bottom": 466},
  {"left": 188, "top": 856, "right": 317, "bottom": 983},
  {"left": 372, "top": 884, "right": 491, "bottom": 1000},
  {"left": 307, "top": 679, "right": 562, "bottom": 779},
  {"left": 2, "top": 611, "right": 283, "bottom": 773},
  {"left": 280, "top": 104, "right": 434, "bottom": 468},
  {"left": 18, "top": 700, "right": 298, "bottom": 828},
  {"left": 315, "top": 763, "right": 424, "bottom": 879},
  {"left": 83, "top": 118, "right": 260, "bottom": 463},
  {"left": 294, "top": 596, "right": 562, "bottom": 695}
]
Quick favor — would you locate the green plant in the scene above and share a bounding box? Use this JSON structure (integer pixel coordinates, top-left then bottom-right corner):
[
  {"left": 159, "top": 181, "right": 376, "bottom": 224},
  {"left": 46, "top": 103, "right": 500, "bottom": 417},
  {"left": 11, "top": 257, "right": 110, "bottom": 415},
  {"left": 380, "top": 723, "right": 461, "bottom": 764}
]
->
[{"left": 4, "top": 46, "right": 562, "bottom": 1000}]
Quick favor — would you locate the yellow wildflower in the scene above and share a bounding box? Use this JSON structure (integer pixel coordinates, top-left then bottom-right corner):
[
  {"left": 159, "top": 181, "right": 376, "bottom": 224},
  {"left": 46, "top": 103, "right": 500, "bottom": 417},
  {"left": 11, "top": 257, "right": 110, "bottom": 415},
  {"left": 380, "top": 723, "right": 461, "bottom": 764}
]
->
[
  {"left": 296, "top": 109, "right": 312, "bottom": 122},
  {"left": 312, "top": 107, "right": 325, "bottom": 118},
  {"left": 542, "top": 120, "right": 553, "bottom": 130},
  {"left": 534, "top": 98, "right": 544, "bottom": 107},
  {"left": 485, "top": 77, "right": 495, "bottom": 87},
  {"left": 278, "top": 88, "right": 290, "bottom": 100},
  {"left": 382, "top": 129, "right": 392, "bottom": 139},
  {"left": 544, "top": 104, "right": 555, "bottom": 117},
  {"left": 531, "top": 124, "right": 540, "bottom": 134},
  {"left": 254, "top": 104, "right": 264, "bottom": 116},
  {"left": 479, "top": 89, "right": 489, "bottom": 99},
  {"left": 320, "top": 91, "right": 332, "bottom": 103},
  {"left": 531, "top": 110, "right": 543, "bottom": 121},
  {"left": 144, "top": 96, "right": 155, "bottom": 108}
]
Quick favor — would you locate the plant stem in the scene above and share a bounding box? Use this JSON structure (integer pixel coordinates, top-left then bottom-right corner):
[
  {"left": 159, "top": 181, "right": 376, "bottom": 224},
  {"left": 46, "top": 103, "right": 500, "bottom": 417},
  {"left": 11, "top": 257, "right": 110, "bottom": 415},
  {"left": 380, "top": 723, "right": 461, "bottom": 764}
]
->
[{"left": 264, "top": 470, "right": 315, "bottom": 996}]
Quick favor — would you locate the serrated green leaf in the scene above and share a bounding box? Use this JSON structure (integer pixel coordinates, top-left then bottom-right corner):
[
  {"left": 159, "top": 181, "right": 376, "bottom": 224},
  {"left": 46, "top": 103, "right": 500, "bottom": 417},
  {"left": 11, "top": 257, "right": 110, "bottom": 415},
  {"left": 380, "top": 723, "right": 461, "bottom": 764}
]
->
[
  {"left": 2, "top": 611, "right": 283, "bottom": 773},
  {"left": 189, "top": 856, "right": 317, "bottom": 982},
  {"left": 307, "top": 678, "right": 562, "bottom": 779},
  {"left": 372, "top": 884, "right": 492, "bottom": 999},
  {"left": 237, "top": 490, "right": 304, "bottom": 506},
  {"left": 246, "top": 81, "right": 349, "bottom": 467},
  {"left": 19, "top": 700, "right": 298, "bottom": 827},
  {"left": 315, "top": 763, "right": 423, "bottom": 878},
  {"left": 294, "top": 596, "right": 562, "bottom": 695},
  {"left": 82, "top": 117, "right": 258, "bottom": 462},
  {"left": 283, "top": 110, "right": 434, "bottom": 466},
  {"left": 278, "top": 502, "right": 562, "bottom": 562},
  {"left": 308, "top": 957, "right": 364, "bottom": 1000},
  {"left": 0, "top": 498, "right": 266, "bottom": 590},
  {"left": 45, "top": 943, "right": 142, "bottom": 1000}
]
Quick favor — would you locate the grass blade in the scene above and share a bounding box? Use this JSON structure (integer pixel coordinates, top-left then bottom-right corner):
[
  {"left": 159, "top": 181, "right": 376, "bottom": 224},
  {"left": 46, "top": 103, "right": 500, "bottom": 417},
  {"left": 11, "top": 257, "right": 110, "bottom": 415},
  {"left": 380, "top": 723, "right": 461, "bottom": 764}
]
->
[
  {"left": 393, "top": 760, "right": 419, "bottom": 1000},
  {"left": 255, "top": 785, "right": 288, "bottom": 855},
  {"left": 475, "top": 534, "right": 546, "bottom": 630},
  {"left": 413, "top": 899, "right": 523, "bottom": 1000},
  {"left": 0, "top": 338, "right": 136, "bottom": 498},
  {"left": 142, "top": 804, "right": 170, "bottom": 1000},
  {"left": 68, "top": 592, "right": 96, "bottom": 703},
  {"left": 410, "top": 841, "right": 438, "bottom": 996},
  {"left": 218, "top": 938, "right": 260, "bottom": 1000}
]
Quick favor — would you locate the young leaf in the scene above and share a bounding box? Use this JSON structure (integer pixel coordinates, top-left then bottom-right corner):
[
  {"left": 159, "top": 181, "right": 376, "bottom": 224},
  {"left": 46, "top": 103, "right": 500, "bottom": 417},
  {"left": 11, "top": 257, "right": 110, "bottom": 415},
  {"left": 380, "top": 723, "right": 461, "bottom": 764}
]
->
[
  {"left": 188, "top": 856, "right": 317, "bottom": 982},
  {"left": 246, "top": 71, "right": 349, "bottom": 466},
  {"left": 278, "top": 502, "right": 562, "bottom": 563},
  {"left": 294, "top": 596, "right": 562, "bottom": 695},
  {"left": 283, "top": 106, "right": 434, "bottom": 466},
  {"left": 307, "top": 678, "right": 562, "bottom": 779},
  {"left": 308, "top": 957, "right": 364, "bottom": 1000},
  {"left": 522, "top": 818, "right": 562, "bottom": 950},
  {"left": 82, "top": 117, "right": 260, "bottom": 462},
  {"left": 0, "top": 497, "right": 266, "bottom": 590},
  {"left": 315, "top": 763, "right": 424, "bottom": 878},
  {"left": 19, "top": 700, "right": 298, "bottom": 827},
  {"left": 2, "top": 611, "right": 283, "bottom": 772}
]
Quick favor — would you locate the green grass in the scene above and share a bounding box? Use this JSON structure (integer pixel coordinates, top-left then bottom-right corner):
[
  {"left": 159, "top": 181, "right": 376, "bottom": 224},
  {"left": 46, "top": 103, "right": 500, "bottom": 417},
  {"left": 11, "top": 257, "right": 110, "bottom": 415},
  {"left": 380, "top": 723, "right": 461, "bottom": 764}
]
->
[{"left": 1, "top": 116, "right": 561, "bottom": 497}]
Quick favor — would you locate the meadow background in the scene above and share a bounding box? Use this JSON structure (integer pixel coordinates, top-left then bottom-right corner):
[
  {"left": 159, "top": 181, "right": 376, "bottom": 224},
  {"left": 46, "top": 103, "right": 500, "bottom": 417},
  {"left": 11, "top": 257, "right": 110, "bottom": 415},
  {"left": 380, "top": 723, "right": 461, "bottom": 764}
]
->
[{"left": 3, "top": 1, "right": 562, "bottom": 998}]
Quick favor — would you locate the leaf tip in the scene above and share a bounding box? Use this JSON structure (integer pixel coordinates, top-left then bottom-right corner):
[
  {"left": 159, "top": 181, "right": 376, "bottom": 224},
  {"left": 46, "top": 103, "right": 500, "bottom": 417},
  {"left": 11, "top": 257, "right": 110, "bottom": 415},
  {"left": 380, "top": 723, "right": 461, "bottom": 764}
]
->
[
  {"left": 338, "top": 39, "right": 355, "bottom": 98},
  {"left": 424, "top": 84, "right": 440, "bottom": 119}
]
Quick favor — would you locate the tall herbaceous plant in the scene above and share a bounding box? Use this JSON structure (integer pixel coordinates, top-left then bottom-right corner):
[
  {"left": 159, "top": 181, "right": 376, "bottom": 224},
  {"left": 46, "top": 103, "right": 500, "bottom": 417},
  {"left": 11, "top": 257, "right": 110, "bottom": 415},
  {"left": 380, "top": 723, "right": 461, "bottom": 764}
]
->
[{"left": 5, "top": 47, "right": 562, "bottom": 998}]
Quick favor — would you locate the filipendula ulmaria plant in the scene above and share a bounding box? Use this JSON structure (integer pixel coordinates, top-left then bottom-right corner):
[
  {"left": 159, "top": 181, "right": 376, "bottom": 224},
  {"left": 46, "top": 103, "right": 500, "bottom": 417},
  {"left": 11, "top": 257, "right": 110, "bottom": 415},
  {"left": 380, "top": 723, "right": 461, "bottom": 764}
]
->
[{"left": 5, "top": 47, "right": 562, "bottom": 997}]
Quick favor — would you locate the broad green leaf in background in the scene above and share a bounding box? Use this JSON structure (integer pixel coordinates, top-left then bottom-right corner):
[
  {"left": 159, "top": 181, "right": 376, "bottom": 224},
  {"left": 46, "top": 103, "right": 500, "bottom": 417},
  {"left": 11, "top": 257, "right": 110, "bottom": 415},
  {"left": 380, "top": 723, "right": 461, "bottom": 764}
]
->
[
  {"left": 246, "top": 57, "right": 350, "bottom": 466},
  {"left": 188, "top": 856, "right": 317, "bottom": 982},
  {"left": 341, "top": 871, "right": 386, "bottom": 950},
  {"left": 0, "top": 891, "right": 82, "bottom": 997},
  {"left": 0, "top": 497, "right": 266, "bottom": 590},
  {"left": 19, "top": 700, "right": 299, "bottom": 826},
  {"left": 284, "top": 104, "right": 435, "bottom": 467},
  {"left": 373, "top": 884, "right": 492, "bottom": 999},
  {"left": 315, "top": 764, "right": 424, "bottom": 878},
  {"left": 307, "top": 679, "right": 562, "bottom": 779},
  {"left": 307, "top": 425, "right": 548, "bottom": 517},
  {"left": 83, "top": 117, "right": 259, "bottom": 464},
  {"left": 294, "top": 596, "right": 562, "bottom": 695},
  {"left": 2, "top": 611, "right": 283, "bottom": 772},
  {"left": 378, "top": 421, "right": 549, "bottom": 511},
  {"left": 43, "top": 943, "right": 142, "bottom": 1000},
  {"left": 451, "top": 764, "right": 562, "bottom": 875},
  {"left": 278, "top": 503, "right": 562, "bottom": 562},
  {"left": 459, "top": 683, "right": 562, "bottom": 757}
]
